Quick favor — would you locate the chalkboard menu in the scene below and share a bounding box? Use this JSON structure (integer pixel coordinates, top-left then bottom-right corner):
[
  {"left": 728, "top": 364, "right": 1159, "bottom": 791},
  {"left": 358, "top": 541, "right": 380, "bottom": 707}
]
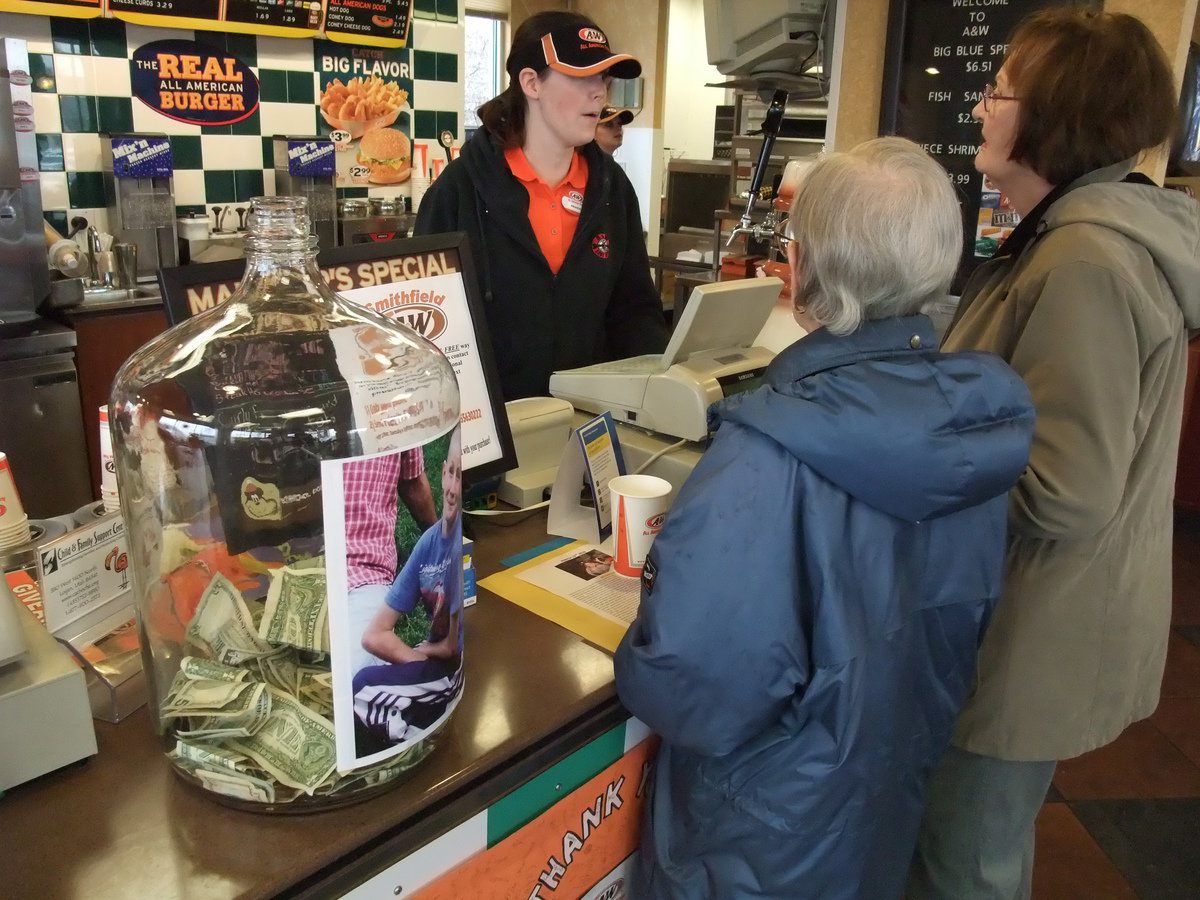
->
[{"left": 879, "top": 0, "right": 1096, "bottom": 291}]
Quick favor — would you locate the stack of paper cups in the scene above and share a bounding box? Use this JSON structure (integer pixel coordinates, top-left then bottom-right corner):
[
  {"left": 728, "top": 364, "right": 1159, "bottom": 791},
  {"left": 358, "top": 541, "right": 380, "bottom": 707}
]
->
[
  {"left": 410, "top": 173, "right": 431, "bottom": 215},
  {"left": 0, "top": 452, "right": 33, "bottom": 551},
  {"left": 99, "top": 405, "right": 120, "bottom": 514}
]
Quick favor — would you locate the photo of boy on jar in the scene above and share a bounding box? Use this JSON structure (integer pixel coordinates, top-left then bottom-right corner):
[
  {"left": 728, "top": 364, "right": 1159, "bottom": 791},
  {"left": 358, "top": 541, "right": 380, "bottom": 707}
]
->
[
  {"left": 352, "top": 427, "right": 463, "bottom": 755},
  {"left": 555, "top": 547, "right": 614, "bottom": 580}
]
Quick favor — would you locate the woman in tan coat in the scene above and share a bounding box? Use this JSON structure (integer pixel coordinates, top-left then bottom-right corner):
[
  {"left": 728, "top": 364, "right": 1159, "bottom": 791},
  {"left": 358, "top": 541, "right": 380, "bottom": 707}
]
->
[{"left": 908, "top": 9, "right": 1200, "bottom": 899}]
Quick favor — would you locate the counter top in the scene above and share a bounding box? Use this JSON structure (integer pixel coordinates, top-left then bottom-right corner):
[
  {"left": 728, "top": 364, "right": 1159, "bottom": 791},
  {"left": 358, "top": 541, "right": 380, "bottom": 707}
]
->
[
  {"left": 68, "top": 291, "right": 164, "bottom": 315},
  {"left": 3, "top": 512, "right": 623, "bottom": 900}
]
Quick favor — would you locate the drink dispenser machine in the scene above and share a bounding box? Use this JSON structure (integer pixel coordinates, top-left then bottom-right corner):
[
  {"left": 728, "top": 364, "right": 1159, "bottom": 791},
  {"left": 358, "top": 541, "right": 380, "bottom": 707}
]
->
[
  {"left": 272, "top": 135, "right": 336, "bottom": 250},
  {"left": 102, "top": 132, "right": 179, "bottom": 279}
]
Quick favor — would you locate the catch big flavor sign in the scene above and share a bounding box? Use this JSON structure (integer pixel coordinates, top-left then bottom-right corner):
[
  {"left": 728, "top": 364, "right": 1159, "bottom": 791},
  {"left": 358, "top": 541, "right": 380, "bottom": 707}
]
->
[{"left": 131, "top": 40, "right": 260, "bottom": 126}]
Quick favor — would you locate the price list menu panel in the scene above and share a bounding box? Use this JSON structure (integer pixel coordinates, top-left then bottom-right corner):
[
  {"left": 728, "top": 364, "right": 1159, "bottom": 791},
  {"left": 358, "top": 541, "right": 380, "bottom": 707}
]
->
[
  {"left": 225, "top": 0, "right": 323, "bottom": 30},
  {"left": 880, "top": 0, "right": 1092, "bottom": 289},
  {"left": 323, "top": 0, "right": 413, "bottom": 47},
  {"left": 0, "top": 0, "right": 100, "bottom": 17},
  {"left": 110, "top": 0, "right": 320, "bottom": 37},
  {"left": 108, "top": 0, "right": 220, "bottom": 22}
]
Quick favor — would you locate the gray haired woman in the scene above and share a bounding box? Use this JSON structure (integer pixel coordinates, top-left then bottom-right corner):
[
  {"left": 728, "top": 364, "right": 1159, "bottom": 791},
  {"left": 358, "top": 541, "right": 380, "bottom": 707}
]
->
[{"left": 614, "top": 137, "right": 1036, "bottom": 898}]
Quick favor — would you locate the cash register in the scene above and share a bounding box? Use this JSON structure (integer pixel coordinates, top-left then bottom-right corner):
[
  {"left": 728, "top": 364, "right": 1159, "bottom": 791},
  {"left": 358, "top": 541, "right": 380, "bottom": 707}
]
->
[{"left": 549, "top": 278, "right": 785, "bottom": 442}]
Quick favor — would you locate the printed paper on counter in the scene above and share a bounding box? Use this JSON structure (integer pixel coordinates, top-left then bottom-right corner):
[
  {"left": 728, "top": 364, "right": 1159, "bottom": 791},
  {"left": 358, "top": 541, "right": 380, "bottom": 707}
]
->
[{"left": 515, "top": 543, "right": 640, "bottom": 627}]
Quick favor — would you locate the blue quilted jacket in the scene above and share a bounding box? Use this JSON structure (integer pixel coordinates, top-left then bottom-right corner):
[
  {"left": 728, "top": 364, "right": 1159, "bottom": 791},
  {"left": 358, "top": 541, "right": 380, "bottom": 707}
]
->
[{"left": 614, "top": 315, "right": 1035, "bottom": 899}]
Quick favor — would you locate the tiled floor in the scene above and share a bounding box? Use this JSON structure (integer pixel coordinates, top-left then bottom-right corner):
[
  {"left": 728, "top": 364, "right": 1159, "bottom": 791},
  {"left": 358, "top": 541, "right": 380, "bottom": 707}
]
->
[{"left": 1031, "top": 510, "right": 1200, "bottom": 899}]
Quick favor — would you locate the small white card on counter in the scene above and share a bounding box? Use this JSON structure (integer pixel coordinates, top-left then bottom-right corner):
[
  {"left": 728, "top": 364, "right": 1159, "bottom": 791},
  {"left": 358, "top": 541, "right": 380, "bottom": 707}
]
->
[
  {"left": 37, "top": 513, "right": 131, "bottom": 634},
  {"left": 547, "top": 412, "right": 626, "bottom": 544}
]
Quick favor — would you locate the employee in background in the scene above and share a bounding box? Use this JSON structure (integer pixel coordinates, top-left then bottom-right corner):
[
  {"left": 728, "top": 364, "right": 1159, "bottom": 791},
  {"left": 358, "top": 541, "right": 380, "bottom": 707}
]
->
[
  {"left": 614, "top": 137, "right": 1035, "bottom": 898},
  {"left": 595, "top": 106, "right": 635, "bottom": 155},
  {"left": 413, "top": 11, "right": 669, "bottom": 401},
  {"left": 908, "top": 9, "right": 1200, "bottom": 899}
]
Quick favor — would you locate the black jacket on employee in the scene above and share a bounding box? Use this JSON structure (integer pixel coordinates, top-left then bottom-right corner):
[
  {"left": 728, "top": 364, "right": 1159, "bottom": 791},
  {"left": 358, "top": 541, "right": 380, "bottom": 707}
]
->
[{"left": 414, "top": 128, "right": 669, "bottom": 401}]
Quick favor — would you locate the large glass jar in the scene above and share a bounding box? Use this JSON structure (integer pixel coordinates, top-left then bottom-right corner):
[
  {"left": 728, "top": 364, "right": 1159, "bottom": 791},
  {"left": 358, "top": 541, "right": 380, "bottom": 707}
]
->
[{"left": 110, "top": 196, "right": 463, "bottom": 811}]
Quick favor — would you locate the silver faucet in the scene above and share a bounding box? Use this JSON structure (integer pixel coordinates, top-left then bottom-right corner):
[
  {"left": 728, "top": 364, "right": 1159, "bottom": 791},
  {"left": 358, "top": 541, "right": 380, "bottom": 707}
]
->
[
  {"left": 85, "top": 226, "right": 101, "bottom": 282},
  {"left": 84, "top": 226, "right": 116, "bottom": 287},
  {"left": 725, "top": 89, "right": 789, "bottom": 252}
]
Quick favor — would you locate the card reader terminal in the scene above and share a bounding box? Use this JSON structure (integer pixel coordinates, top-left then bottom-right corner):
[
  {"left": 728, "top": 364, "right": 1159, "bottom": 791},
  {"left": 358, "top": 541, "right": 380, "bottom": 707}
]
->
[{"left": 550, "top": 278, "right": 784, "bottom": 441}]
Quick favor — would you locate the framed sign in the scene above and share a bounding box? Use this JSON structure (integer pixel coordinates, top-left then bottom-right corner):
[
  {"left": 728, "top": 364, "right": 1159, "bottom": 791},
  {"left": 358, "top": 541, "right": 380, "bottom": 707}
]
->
[
  {"left": 879, "top": 0, "right": 1096, "bottom": 292},
  {"left": 158, "top": 233, "right": 517, "bottom": 482}
]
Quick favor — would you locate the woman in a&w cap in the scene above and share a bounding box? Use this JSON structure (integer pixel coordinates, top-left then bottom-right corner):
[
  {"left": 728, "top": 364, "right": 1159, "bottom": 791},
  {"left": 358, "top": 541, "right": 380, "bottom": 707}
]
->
[
  {"left": 413, "top": 11, "right": 668, "bottom": 401},
  {"left": 596, "top": 107, "right": 636, "bottom": 155}
]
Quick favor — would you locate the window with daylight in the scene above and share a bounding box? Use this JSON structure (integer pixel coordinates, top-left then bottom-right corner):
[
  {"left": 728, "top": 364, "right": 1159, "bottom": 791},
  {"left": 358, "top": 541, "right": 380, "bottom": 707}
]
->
[{"left": 464, "top": 12, "right": 507, "bottom": 136}]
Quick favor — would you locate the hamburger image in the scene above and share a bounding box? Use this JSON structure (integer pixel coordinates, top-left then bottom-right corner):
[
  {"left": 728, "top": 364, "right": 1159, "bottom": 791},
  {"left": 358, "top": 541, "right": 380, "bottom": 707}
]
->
[{"left": 357, "top": 127, "right": 412, "bottom": 184}]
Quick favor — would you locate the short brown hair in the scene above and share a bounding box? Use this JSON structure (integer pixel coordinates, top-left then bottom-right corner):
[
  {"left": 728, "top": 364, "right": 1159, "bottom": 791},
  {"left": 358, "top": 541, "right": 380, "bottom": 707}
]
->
[
  {"left": 477, "top": 10, "right": 602, "bottom": 149},
  {"left": 1003, "top": 9, "right": 1176, "bottom": 185}
]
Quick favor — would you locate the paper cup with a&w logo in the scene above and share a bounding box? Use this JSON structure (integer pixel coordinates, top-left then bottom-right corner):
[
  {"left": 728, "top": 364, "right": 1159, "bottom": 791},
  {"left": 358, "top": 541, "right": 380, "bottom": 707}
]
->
[
  {"left": 609, "top": 474, "right": 672, "bottom": 577},
  {"left": 0, "top": 452, "right": 32, "bottom": 550}
]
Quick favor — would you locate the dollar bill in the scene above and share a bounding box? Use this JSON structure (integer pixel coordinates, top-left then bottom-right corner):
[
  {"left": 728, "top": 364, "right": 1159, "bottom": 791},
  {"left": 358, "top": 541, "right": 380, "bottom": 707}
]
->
[
  {"left": 186, "top": 574, "right": 273, "bottom": 665},
  {"left": 175, "top": 686, "right": 272, "bottom": 738},
  {"left": 228, "top": 687, "right": 336, "bottom": 794},
  {"left": 193, "top": 767, "right": 276, "bottom": 804},
  {"left": 171, "top": 738, "right": 252, "bottom": 772},
  {"left": 180, "top": 655, "right": 248, "bottom": 684},
  {"left": 258, "top": 566, "right": 330, "bottom": 653},
  {"left": 162, "top": 559, "right": 428, "bottom": 805},
  {"left": 161, "top": 673, "right": 259, "bottom": 719}
]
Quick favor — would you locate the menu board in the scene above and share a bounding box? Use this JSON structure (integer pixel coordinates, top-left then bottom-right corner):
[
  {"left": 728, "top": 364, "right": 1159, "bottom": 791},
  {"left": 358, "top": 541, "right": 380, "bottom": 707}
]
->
[
  {"left": 3, "top": 0, "right": 410, "bottom": 45},
  {"left": 110, "top": 0, "right": 321, "bottom": 38},
  {"left": 324, "top": 0, "right": 413, "bottom": 48},
  {"left": 0, "top": 0, "right": 100, "bottom": 18},
  {"left": 879, "top": 0, "right": 1095, "bottom": 291},
  {"left": 225, "top": 0, "right": 323, "bottom": 31}
]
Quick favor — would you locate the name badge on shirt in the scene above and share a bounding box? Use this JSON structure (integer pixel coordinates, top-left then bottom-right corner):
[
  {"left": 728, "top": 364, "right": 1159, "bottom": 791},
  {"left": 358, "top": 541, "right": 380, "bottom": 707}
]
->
[{"left": 562, "top": 190, "right": 584, "bottom": 215}]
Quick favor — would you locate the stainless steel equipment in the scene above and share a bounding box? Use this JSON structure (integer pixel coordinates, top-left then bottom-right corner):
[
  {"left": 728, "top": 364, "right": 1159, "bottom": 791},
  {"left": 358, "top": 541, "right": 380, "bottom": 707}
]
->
[
  {"left": 0, "top": 37, "right": 49, "bottom": 321},
  {"left": 337, "top": 195, "right": 411, "bottom": 245},
  {"left": 273, "top": 135, "right": 337, "bottom": 250},
  {"left": 0, "top": 336, "right": 93, "bottom": 517},
  {"left": 1, "top": 38, "right": 94, "bottom": 518},
  {"left": 101, "top": 132, "right": 179, "bottom": 279}
]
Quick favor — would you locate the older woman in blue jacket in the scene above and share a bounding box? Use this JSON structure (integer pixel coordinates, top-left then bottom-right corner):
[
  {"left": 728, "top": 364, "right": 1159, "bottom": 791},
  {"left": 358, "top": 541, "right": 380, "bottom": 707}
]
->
[{"left": 614, "top": 137, "right": 1036, "bottom": 899}]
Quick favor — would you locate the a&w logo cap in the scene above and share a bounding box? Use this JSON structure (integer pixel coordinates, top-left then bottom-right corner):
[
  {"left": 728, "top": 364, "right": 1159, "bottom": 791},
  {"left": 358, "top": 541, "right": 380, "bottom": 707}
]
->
[{"left": 507, "top": 25, "right": 642, "bottom": 80}]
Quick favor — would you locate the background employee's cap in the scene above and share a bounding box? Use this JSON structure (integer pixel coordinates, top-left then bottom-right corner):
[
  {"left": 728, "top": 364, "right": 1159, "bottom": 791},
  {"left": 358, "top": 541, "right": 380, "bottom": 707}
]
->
[
  {"left": 507, "top": 25, "right": 642, "bottom": 81},
  {"left": 599, "top": 107, "right": 636, "bottom": 126}
]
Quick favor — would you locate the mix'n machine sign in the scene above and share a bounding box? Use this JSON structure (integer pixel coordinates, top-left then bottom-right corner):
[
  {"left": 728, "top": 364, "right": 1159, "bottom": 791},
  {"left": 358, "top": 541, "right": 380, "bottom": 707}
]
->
[{"left": 131, "top": 39, "right": 260, "bottom": 126}]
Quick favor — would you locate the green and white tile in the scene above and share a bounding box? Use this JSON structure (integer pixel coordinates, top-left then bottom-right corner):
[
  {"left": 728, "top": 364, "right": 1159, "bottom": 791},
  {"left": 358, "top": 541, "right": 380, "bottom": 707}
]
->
[
  {"left": 62, "top": 133, "right": 103, "bottom": 171},
  {"left": 38, "top": 172, "right": 70, "bottom": 211},
  {"left": 31, "top": 93, "right": 62, "bottom": 134}
]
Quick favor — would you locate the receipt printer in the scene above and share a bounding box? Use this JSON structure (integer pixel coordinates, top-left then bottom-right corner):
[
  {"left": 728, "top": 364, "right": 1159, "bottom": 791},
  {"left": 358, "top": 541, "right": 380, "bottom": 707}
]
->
[{"left": 498, "top": 397, "right": 574, "bottom": 508}]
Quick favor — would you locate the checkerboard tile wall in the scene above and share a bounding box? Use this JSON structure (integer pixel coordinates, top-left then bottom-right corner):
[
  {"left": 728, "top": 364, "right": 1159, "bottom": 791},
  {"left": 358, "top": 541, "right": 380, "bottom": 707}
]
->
[{"left": 0, "top": 6, "right": 465, "bottom": 238}]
